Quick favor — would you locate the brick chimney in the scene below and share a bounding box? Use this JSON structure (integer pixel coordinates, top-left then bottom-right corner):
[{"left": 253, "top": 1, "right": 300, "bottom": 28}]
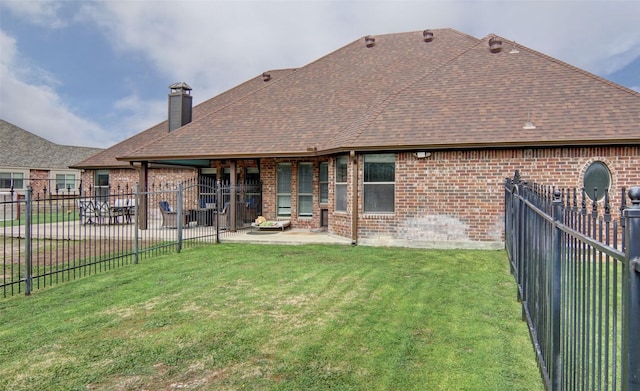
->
[{"left": 168, "top": 82, "right": 192, "bottom": 131}]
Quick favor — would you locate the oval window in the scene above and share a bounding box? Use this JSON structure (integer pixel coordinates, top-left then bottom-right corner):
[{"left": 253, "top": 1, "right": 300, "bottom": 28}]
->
[{"left": 583, "top": 161, "right": 611, "bottom": 201}]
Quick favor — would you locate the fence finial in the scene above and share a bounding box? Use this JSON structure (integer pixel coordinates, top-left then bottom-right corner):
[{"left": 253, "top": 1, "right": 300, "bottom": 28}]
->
[
  {"left": 604, "top": 189, "right": 611, "bottom": 223},
  {"left": 629, "top": 187, "right": 640, "bottom": 207}
]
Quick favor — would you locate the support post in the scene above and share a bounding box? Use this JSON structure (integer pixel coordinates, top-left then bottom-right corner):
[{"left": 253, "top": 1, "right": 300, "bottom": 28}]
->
[
  {"left": 350, "top": 151, "right": 358, "bottom": 245},
  {"left": 216, "top": 180, "right": 222, "bottom": 243},
  {"left": 230, "top": 160, "right": 237, "bottom": 232},
  {"left": 622, "top": 187, "right": 640, "bottom": 391},
  {"left": 551, "top": 190, "right": 563, "bottom": 390},
  {"left": 138, "top": 162, "right": 148, "bottom": 230}
]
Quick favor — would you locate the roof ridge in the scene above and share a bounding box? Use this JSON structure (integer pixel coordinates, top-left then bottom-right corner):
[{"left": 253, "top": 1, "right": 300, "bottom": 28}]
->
[{"left": 485, "top": 33, "right": 640, "bottom": 97}]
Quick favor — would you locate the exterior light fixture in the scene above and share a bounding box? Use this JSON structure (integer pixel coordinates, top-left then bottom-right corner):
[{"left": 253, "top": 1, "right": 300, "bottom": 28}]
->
[{"left": 413, "top": 151, "right": 432, "bottom": 159}]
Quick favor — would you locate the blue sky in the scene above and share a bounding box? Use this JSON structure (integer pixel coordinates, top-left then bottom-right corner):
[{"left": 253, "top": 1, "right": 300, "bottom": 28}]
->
[{"left": 1, "top": 0, "right": 639, "bottom": 148}]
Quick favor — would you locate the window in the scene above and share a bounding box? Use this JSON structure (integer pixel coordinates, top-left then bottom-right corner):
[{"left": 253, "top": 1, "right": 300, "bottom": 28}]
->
[
  {"left": 319, "top": 162, "right": 328, "bottom": 204},
  {"left": 55, "top": 173, "right": 76, "bottom": 192},
  {"left": 245, "top": 167, "right": 260, "bottom": 184},
  {"left": 335, "top": 156, "right": 348, "bottom": 212},
  {"left": 94, "top": 170, "right": 109, "bottom": 199},
  {"left": 0, "top": 172, "right": 24, "bottom": 190},
  {"left": 277, "top": 163, "right": 291, "bottom": 216},
  {"left": 584, "top": 161, "right": 611, "bottom": 201},
  {"left": 364, "top": 153, "right": 395, "bottom": 213},
  {"left": 298, "top": 163, "right": 313, "bottom": 217}
]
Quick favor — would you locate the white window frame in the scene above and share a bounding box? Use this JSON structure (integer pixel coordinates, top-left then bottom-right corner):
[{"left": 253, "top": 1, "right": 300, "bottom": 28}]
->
[
  {"left": 0, "top": 169, "right": 28, "bottom": 191},
  {"left": 51, "top": 171, "right": 79, "bottom": 194},
  {"left": 363, "top": 153, "right": 395, "bottom": 214},
  {"left": 298, "top": 162, "right": 313, "bottom": 217},
  {"left": 319, "top": 162, "right": 329, "bottom": 204},
  {"left": 335, "top": 156, "right": 348, "bottom": 212},
  {"left": 94, "top": 169, "right": 110, "bottom": 199},
  {"left": 277, "top": 163, "right": 292, "bottom": 217}
]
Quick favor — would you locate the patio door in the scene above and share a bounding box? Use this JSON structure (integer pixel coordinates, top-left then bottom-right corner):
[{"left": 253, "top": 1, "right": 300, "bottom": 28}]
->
[{"left": 277, "top": 163, "right": 291, "bottom": 217}]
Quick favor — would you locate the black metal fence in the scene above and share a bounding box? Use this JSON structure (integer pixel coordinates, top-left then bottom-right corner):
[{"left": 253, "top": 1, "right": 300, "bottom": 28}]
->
[
  {"left": 1, "top": 178, "right": 261, "bottom": 297},
  {"left": 504, "top": 172, "right": 639, "bottom": 391}
]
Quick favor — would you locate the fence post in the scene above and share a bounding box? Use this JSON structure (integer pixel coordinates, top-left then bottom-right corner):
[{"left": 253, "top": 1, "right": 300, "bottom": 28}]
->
[
  {"left": 24, "top": 187, "right": 33, "bottom": 296},
  {"left": 176, "top": 183, "right": 183, "bottom": 253},
  {"left": 622, "top": 187, "right": 640, "bottom": 391},
  {"left": 551, "top": 189, "right": 563, "bottom": 390},
  {"left": 518, "top": 182, "right": 528, "bottom": 321},
  {"left": 134, "top": 183, "right": 139, "bottom": 265}
]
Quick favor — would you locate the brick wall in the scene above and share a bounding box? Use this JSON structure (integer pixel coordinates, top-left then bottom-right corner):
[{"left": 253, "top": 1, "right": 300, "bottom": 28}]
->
[
  {"left": 29, "top": 170, "right": 49, "bottom": 197},
  {"left": 260, "top": 157, "right": 329, "bottom": 229},
  {"left": 355, "top": 146, "right": 640, "bottom": 248},
  {"left": 78, "top": 146, "right": 639, "bottom": 248}
]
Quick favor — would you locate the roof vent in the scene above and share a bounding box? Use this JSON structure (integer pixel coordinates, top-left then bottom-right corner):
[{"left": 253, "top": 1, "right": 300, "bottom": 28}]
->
[
  {"left": 364, "top": 35, "right": 375, "bottom": 48},
  {"left": 262, "top": 72, "right": 271, "bottom": 82},
  {"left": 523, "top": 113, "right": 536, "bottom": 130},
  {"left": 423, "top": 30, "right": 434, "bottom": 42},
  {"left": 489, "top": 37, "right": 503, "bottom": 53}
]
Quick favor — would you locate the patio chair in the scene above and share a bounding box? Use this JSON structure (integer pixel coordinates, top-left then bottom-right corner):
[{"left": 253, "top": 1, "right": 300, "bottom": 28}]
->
[
  {"left": 95, "top": 201, "right": 125, "bottom": 224},
  {"left": 158, "top": 201, "right": 193, "bottom": 228},
  {"left": 218, "top": 203, "right": 229, "bottom": 230},
  {"left": 77, "top": 199, "right": 97, "bottom": 224}
]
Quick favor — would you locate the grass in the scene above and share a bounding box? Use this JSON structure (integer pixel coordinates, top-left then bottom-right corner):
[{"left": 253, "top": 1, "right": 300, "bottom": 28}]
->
[
  {"left": 0, "top": 244, "right": 543, "bottom": 390},
  {"left": 1, "top": 211, "right": 79, "bottom": 227}
]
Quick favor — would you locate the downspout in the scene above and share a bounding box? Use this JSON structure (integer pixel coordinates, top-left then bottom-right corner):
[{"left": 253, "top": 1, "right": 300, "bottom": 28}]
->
[{"left": 350, "top": 151, "right": 358, "bottom": 245}]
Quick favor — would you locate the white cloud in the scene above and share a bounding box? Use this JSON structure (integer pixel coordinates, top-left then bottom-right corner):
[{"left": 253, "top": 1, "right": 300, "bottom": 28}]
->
[
  {"left": 112, "top": 93, "right": 166, "bottom": 138},
  {"left": 0, "top": 29, "right": 113, "bottom": 147},
  {"left": 2, "top": 0, "right": 639, "bottom": 150},
  {"left": 0, "top": 0, "right": 67, "bottom": 28},
  {"left": 79, "top": 0, "right": 640, "bottom": 97}
]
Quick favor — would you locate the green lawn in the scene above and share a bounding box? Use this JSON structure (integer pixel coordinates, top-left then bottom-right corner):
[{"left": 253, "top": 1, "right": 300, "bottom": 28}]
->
[
  {"left": 1, "top": 210, "right": 79, "bottom": 227},
  {"left": 0, "top": 244, "right": 543, "bottom": 390}
]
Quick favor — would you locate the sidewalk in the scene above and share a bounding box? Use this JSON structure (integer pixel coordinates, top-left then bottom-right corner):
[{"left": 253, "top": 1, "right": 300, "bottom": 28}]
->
[{"left": 222, "top": 228, "right": 352, "bottom": 245}]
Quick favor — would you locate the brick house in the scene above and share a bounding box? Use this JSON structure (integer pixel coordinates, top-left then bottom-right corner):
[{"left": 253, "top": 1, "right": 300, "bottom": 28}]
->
[
  {"left": 73, "top": 29, "right": 640, "bottom": 249},
  {"left": 0, "top": 119, "right": 103, "bottom": 199}
]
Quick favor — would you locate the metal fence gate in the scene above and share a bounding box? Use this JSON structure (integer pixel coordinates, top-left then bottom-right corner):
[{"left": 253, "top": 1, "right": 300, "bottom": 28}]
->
[{"left": 504, "top": 172, "right": 639, "bottom": 391}]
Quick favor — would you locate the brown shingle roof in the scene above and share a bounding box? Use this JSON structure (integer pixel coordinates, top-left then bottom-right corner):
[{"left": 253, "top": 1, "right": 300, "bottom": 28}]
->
[
  {"left": 120, "top": 29, "right": 482, "bottom": 161},
  {"left": 113, "top": 28, "right": 639, "bottom": 163},
  {"left": 72, "top": 68, "right": 296, "bottom": 169},
  {"left": 352, "top": 34, "right": 640, "bottom": 150}
]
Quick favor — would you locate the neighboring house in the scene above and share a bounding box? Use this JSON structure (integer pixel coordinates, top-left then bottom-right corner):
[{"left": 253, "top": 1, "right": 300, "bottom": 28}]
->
[
  {"left": 0, "top": 119, "right": 103, "bottom": 199},
  {"left": 73, "top": 28, "right": 640, "bottom": 249}
]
